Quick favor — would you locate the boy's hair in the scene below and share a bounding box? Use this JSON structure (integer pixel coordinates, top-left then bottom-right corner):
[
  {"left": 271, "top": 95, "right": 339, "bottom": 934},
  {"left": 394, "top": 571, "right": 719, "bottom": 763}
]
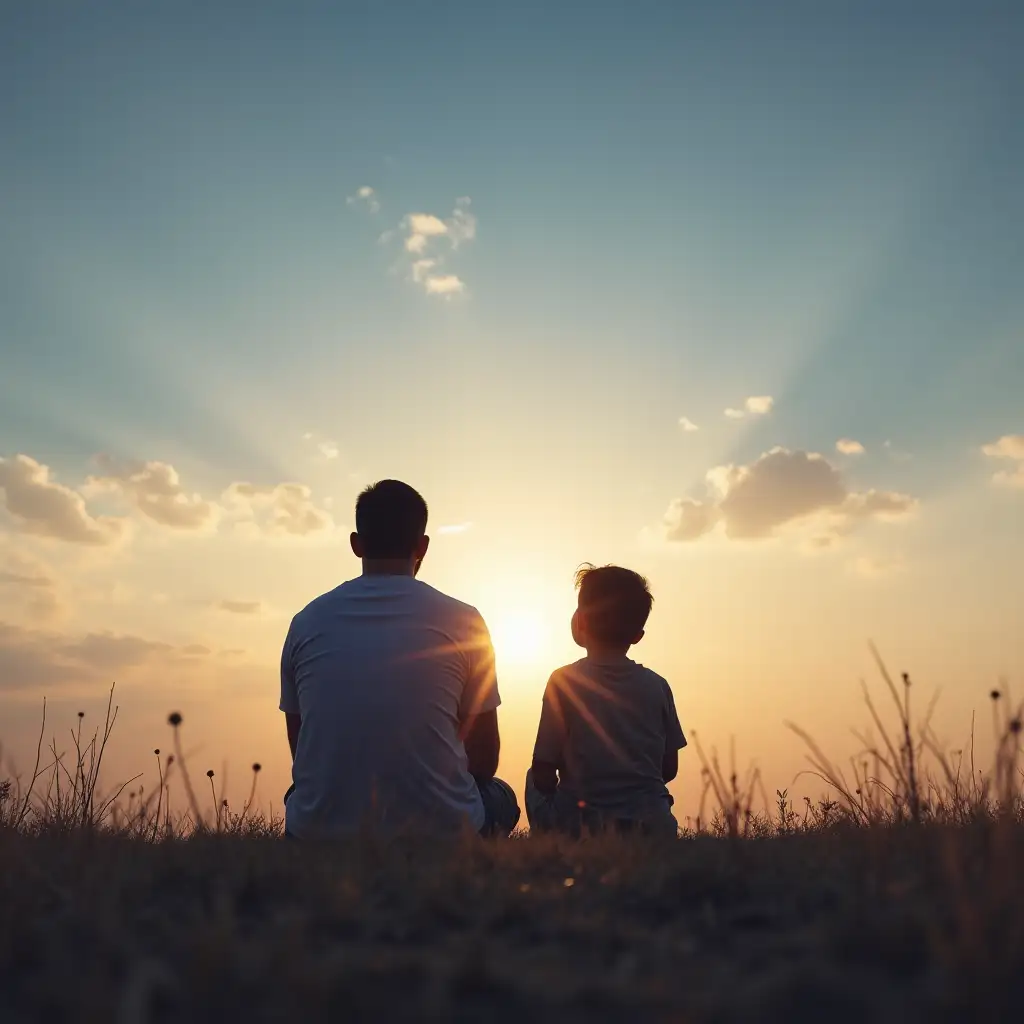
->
[
  {"left": 355, "top": 480, "right": 428, "bottom": 559},
  {"left": 574, "top": 563, "right": 653, "bottom": 647}
]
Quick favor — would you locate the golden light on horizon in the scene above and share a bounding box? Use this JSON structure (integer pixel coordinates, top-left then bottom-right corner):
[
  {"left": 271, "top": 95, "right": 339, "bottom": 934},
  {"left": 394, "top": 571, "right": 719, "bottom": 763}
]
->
[{"left": 489, "top": 607, "right": 553, "bottom": 672}]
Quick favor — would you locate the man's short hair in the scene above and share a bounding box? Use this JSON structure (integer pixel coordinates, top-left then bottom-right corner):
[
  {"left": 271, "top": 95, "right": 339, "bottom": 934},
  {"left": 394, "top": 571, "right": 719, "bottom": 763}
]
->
[
  {"left": 355, "top": 480, "right": 428, "bottom": 559},
  {"left": 574, "top": 564, "right": 653, "bottom": 646}
]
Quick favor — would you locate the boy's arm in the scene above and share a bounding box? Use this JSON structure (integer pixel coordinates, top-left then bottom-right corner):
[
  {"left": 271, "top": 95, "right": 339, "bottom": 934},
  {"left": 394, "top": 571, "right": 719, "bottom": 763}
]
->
[
  {"left": 531, "top": 675, "right": 566, "bottom": 795},
  {"left": 661, "top": 679, "right": 687, "bottom": 783}
]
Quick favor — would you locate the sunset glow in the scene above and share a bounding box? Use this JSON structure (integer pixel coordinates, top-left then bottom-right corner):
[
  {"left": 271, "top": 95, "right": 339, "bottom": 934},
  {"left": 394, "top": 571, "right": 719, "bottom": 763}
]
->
[{"left": 1, "top": 6, "right": 1022, "bottom": 825}]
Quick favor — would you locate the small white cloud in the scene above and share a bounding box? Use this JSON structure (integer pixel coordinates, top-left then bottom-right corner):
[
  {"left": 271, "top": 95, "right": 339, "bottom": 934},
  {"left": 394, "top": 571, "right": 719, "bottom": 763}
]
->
[
  {"left": 411, "top": 258, "right": 436, "bottom": 282},
  {"left": 317, "top": 441, "right": 340, "bottom": 460},
  {"left": 836, "top": 439, "right": 865, "bottom": 455},
  {"left": 424, "top": 274, "right": 466, "bottom": 296},
  {"left": 982, "top": 433, "right": 1024, "bottom": 488},
  {"left": 438, "top": 521, "right": 474, "bottom": 535},
  {"left": 745, "top": 395, "right": 774, "bottom": 415},
  {"left": 404, "top": 213, "right": 449, "bottom": 253},
  {"left": 724, "top": 396, "right": 774, "bottom": 420},
  {"left": 678, "top": 416, "right": 700, "bottom": 433},
  {"left": 216, "top": 599, "right": 263, "bottom": 616},
  {"left": 346, "top": 185, "right": 380, "bottom": 214}
]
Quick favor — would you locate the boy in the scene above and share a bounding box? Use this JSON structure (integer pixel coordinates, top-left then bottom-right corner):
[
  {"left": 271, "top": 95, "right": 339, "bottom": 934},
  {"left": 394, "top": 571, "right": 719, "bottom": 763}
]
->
[{"left": 526, "top": 564, "right": 686, "bottom": 836}]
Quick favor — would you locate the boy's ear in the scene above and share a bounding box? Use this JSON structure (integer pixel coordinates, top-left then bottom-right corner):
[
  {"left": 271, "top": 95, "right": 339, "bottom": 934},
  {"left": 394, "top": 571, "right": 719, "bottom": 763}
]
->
[
  {"left": 571, "top": 609, "right": 585, "bottom": 648},
  {"left": 631, "top": 629, "right": 645, "bottom": 645},
  {"left": 350, "top": 532, "right": 364, "bottom": 558}
]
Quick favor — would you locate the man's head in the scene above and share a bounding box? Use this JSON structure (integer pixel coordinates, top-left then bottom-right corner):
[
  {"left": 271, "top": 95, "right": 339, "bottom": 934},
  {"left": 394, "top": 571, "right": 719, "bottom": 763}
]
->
[
  {"left": 351, "top": 480, "right": 429, "bottom": 572},
  {"left": 571, "top": 563, "right": 653, "bottom": 651}
]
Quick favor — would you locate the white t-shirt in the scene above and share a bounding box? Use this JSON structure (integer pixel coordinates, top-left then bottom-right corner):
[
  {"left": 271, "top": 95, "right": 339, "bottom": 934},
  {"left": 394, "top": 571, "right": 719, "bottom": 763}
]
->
[{"left": 280, "top": 575, "right": 500, "bottom": 837}]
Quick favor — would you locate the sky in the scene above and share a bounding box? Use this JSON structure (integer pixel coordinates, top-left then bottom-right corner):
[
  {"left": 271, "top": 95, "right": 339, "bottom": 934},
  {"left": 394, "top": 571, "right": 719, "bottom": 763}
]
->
[{"left": 1, "top": 1, "right": 1022, "bottom": 821}]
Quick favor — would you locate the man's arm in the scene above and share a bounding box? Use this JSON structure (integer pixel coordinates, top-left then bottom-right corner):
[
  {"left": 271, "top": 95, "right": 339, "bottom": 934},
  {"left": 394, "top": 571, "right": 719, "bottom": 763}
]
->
[
  {"left": 286, "top": 712, "right": 302, "bottom": 761},
  {"left": 461, "top": 709, "right": 500, "bottom": 781}
]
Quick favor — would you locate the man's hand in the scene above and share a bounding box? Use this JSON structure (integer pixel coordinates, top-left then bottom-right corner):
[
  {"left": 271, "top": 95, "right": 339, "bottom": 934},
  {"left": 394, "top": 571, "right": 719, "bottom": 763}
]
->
[{"left": 461, "top": 709, "right": 499, "bottom": 781}]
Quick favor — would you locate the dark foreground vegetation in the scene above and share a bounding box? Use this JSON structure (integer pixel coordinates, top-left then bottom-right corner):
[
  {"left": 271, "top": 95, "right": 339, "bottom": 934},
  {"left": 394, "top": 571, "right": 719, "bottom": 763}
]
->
[{"left": 1, "top": 658, "right": 1022, "bottom": 1023}]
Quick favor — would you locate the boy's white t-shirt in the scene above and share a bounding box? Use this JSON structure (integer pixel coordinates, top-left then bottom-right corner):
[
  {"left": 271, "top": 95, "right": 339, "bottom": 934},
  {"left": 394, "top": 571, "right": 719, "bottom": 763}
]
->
[
  {"left": 280, "top": 575, "right": 500, "bottom": 837},
  {"left": 532, "top": 653, "right": 686, "bottom": 820}
]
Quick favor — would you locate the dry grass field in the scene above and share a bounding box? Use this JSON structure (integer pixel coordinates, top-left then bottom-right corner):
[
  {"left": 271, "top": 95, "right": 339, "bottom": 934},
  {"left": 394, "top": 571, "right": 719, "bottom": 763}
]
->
[{"left": 1, "top": 662, "right": 1022, "bottom": 1023}]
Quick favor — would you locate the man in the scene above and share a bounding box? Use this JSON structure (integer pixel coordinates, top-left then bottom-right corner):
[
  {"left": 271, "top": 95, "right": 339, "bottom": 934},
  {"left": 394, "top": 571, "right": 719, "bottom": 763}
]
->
[{"left": 280, "top": 479, "right": 520, "bottom": 838}]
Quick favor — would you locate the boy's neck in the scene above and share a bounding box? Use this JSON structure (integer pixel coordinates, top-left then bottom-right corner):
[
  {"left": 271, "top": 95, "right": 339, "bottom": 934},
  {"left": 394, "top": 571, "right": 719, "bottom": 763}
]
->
[{"left": 585, "top": 644, "right": 630, "bottom": 660}]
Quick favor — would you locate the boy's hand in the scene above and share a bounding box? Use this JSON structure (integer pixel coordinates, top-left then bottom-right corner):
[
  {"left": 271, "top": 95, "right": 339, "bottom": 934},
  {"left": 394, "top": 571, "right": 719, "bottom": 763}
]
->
[{"left": 531, "top": 760, "right": 559, "bottom": 795}]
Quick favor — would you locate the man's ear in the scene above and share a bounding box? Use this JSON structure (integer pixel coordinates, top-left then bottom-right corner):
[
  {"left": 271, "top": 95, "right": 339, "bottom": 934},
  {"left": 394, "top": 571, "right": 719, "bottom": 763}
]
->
[
  {"left": 350, "top": 532, "right": 364, "bottom": 558},
  {"left": 631, "top": 628, "right": 646, "bottom": 645},
  {"left": 412, "top": 534, "right": 430, "bottom": 576}
]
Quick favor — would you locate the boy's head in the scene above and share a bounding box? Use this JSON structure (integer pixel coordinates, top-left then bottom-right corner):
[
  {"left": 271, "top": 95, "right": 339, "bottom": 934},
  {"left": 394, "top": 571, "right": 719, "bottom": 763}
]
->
[
  {"left": 351, "top": 480, "right": 429, "bottom": 568},
  {"left": 572, "top": 564, "right": 653, "bottom": 652}
]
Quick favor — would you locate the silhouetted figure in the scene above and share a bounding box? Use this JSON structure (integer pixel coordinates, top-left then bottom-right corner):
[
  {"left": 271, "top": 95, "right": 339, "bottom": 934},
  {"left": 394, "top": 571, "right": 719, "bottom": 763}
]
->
[
  {"left": 280, "top": 480, "right": 520, "bottom": 838},
  {"left": 527, "top": 564, "right": 685, "bottom": 836}
]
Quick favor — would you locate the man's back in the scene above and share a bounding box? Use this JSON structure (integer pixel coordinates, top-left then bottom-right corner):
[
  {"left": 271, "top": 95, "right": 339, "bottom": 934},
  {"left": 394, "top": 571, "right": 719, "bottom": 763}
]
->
[{"left": 280, "top": 575, "right": 499, "bottom": 837}]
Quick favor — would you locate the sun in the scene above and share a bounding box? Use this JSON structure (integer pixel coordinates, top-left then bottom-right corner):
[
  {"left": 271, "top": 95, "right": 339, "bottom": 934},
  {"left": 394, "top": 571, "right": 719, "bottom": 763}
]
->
[{"left": 489, "top": 609, "right": 550, "bottom": 669}]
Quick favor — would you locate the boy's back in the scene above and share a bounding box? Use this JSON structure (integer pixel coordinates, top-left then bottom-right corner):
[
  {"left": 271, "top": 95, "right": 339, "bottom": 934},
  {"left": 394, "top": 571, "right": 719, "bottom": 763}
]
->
[{"left": 533, "top": 653, "right": 686, "bottom": 822}]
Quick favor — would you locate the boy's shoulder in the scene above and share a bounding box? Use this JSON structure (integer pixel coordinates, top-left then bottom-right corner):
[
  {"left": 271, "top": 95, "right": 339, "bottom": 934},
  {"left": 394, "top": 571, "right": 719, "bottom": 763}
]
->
[{"left": 548, "top": 657, "right": 670, "bottom": 689}]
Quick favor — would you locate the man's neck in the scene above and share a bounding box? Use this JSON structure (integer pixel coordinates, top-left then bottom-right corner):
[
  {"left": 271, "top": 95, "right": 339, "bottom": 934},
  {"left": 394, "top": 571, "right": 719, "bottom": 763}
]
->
[{"left": 361, "top": 559, "right": 417, "bottom": 577}]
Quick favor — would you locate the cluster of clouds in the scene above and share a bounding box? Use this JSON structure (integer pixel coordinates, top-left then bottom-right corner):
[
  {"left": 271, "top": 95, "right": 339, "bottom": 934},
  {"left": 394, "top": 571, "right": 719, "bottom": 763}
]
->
[
  {"left": 0, "top": 453, "right": 335, "bottom": 547},
  {"left": 982, "top": 434, "right": 1024, "bottom": 489},
  {"left": 399, "top": 198, "right": 477, "bottom": 296},
  {"left": 662, "top": 446, "right": 917, "bottom": 547},
  {"left": 345, "top": 182, "right": 477, "bottom": 297}
]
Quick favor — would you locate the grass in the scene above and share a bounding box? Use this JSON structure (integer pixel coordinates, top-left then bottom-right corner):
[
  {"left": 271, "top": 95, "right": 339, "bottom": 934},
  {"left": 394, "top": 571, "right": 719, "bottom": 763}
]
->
[{"left": 1, "top": 657, "right": 1022, "bottom": 1023}]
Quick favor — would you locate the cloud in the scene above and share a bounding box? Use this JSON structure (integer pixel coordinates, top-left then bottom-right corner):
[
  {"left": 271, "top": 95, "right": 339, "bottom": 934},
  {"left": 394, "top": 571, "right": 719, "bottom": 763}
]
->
[
  {"left": 724, "top": 396, "right": 774, "bottom": 420},
  {"left": 438, "top": 522, "right": 473, "bottom": 535},
  {"left": 836, "top": 439, "right": 865, "bottom": 455},
  {"left": 447, "top": 196, "right": 477, "bottom": 247},
  {"left": 404, "top": 213, "right": 449, "bottom": 253},
  {"left": 660, "top": 447, "right": 917, "bottom": 545},
  {"left": 678, "top": 417, "right": 700, "bottom": 433},
  {"left": 0, "top": 620, "right": 221, "bottom": 692},
  {"left": 663, "top": 498, "right": 720, "bottom": 542},
  {"left": 216, "top": 600, "right": 263, "bottom": 615},
  {"left": 982, "top": 434, "right": 1024, "bottom": 489},
  {"left": 86, "top": 458, "right": 217, "bottom": 531},
  {"left": 224, "top": 482, "right": 333, "bottom": 537},
  {"left": 411, "top": 258, "right": 436, "bottom": 282},
  {"left": 346, "top": 185, "right": 380, "bottom": 214},
  {"left": 0, "top": 455, "right": 124, "bottom": 546},
  {"left": 318, "top": 441, "right": 340, "bottom": 460},
  {"left": 390, "top": 199, "right": 477, "bottom": 295},
  {"left": 424, "top": 274, "right": 466, "bottom": 296}
]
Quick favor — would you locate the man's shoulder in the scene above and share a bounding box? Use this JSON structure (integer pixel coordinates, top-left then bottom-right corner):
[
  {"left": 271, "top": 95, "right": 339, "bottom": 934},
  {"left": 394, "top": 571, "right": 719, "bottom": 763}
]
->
[
  {"left": 291, "top": 581, "right": 354, "bottom": 623},
  {"left": 409, "top": 581, "right": 485, "bottom": 628}
]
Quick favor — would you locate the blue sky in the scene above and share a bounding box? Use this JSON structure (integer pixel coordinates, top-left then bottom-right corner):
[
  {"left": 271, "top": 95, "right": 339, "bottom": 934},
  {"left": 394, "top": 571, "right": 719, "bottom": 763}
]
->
[{"left": 1, "top": 2, "right": 1022, "bottom": 810}]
